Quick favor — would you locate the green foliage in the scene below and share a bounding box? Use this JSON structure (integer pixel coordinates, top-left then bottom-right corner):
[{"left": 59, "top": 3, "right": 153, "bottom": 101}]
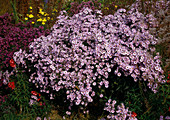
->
[{"left": 0, "top": 67, "right": 52, "bottom": 120}]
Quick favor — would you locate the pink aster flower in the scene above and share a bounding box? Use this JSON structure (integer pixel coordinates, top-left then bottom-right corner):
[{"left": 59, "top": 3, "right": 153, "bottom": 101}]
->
[{"left": 100, "top": 94, "right": 103, "bottom": 98}]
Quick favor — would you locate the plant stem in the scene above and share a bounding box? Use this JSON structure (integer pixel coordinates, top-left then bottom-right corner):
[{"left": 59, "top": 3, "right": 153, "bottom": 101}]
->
[
  {"left": 20, "top": 105, "right": 22, "bottom": 114},
  {"left": 139, "top": 81, "right": 149, "bottom": 109},
  {"left": 10, "top": 0, "right": 19, "bottom": 24}
]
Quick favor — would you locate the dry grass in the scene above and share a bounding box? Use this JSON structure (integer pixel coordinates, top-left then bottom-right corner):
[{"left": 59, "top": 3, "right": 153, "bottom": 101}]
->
[{"left": 0, "top": 0, "right": 13, "bottom": 16}]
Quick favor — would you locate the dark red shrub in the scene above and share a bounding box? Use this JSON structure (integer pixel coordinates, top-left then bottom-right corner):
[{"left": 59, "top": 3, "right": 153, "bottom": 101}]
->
[{"left": 0, "top": 13, "right": 50, "bottom": 72}]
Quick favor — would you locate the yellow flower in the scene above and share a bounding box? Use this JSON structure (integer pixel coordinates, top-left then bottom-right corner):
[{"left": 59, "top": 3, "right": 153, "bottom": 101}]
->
[
  {"left": 51, "top": 18, "right": 53, "bottom": 20},
  {"left": 44, "top": 13, "right": 48, "bottom": 16},
  {"left": 42, "top": 18, "right": 47, "bottom": 22},
  {"left": 29, "top": 6, "right": 32, "bottom": 9},
  {"left": 42, "top": 22, "right": 45, "bottom": 25},
  {"left": 30, "top": 10, "right": 32, "bottom": 13},
  {"left": 25, "top": 17, "right": 28, "bottom": 20},
  {"left": 52, "top": 13, "right": 55, "bottom": 15},
  {"left": 37, "top": 18, "right": 42, "bottom": 22},
  {"left": 28, "top": 14, "right": 34, "bottom": 18},
  {"left": 32, "top": 21, "right": 35, "bottom": 24},
  {"left": 39, "top": 8, "right": 43, "bottom": 12},
  {"left": 104, "top": 7, "right": 109, "bottom": 10},
  {"left": 115, "top": 5, "right": 118, "bottom": 8},
  {"left": 40, "top": 11, "right": 44, "bottom": 15},
  {"left": 53, "top": 8, "right": 58, "bottom": 12},
  {"left": 26, "top": 14, "right": 29, "bottom": 16},
  {"left": 47, "top": 17, "right": 50, "bottom": 20}
]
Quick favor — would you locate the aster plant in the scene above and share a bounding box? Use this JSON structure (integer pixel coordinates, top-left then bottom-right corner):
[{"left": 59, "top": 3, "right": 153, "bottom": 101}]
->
[
  {"left": 130, "top": 0, "right": 170, "bottom": 73},
  {"left": 1, "top": 4, "right": 167, "bottom": 119}
]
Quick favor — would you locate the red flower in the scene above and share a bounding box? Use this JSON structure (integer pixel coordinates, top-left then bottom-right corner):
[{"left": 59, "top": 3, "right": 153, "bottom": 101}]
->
[
  {"left": 8, "top": 82, "right": 15, "bottom": 90},
  {"left": 10, "top": 63, "right": 16, "bottom": 68},
  {"left": 38, "top": 93, "right": 41, "bottom": 97},
  {"left": 37, "top": 98, "right": 41, "bottom": 102},
  {"left": 31, "top": 91, "right": 37, "bottom": 96},
  {"left": 39, "top": 102, "right": 42, "bottom": 106},
  {"left": 169, "top": 106, "right": 170, "bottom": 112},
  {"left": 9, "top": 59, "right": 15, "bottom": 64},
  {"left": 167, "top": 80, "right": 170, "bottom": 84},
  {"left": 168, "top": 74, "right": 170, "bottom": 79},
  {"left": 131, "top": 111, "right": 137, "bottom": 117}
]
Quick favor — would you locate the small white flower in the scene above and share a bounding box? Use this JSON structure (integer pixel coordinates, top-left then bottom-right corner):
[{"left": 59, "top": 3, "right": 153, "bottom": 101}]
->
[
  {"left": 108, "top": 68, "right": 111, "bottom": 72},
  {"left": 117, "top": 72, "right": 121, "bottom": 77},
  {"left": 93, "top": 82, "right": 96, "bottom": 86},
  {"left": 155, "top": 66, "right": 159, "bottom": 71}
]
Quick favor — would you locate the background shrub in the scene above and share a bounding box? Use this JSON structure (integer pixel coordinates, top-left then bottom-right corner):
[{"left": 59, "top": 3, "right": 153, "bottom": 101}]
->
[{"left": 0, "top": 13, "right": 50, "bottom": 73}]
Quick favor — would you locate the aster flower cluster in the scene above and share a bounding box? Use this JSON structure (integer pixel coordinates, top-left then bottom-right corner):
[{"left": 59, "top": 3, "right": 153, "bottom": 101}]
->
[
  {"left": 130, "top": 0, "right": 170, "bottom": 69},
  {"left": 128, "top": 0, "right": 158, "bottom": 27},
  {"left": 104, "top": 99, "right": 137, "bottom": 120},
  {"left": 1, "top": 5, "right": 166, "bottom": 117}
]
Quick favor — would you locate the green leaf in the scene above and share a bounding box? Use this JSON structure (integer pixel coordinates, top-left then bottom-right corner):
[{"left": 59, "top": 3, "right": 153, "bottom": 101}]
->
[
  {"left": 114, "top": 82, "right": 118, "bottom": 85},
  {"left": 116, "top": 86, "right": 120, "bottom": 91},
  {"left": 101, "top": 89, "right": 105, "bottom": 93}
]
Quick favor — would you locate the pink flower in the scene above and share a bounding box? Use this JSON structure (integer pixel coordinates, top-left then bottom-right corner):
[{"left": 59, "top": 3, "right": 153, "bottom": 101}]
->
[
  {"left": 100, "top": 94, "right": 103, "bottom": 98},
  {"left": 66, "top": 111, "right": 71, "bottom": 115}
]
